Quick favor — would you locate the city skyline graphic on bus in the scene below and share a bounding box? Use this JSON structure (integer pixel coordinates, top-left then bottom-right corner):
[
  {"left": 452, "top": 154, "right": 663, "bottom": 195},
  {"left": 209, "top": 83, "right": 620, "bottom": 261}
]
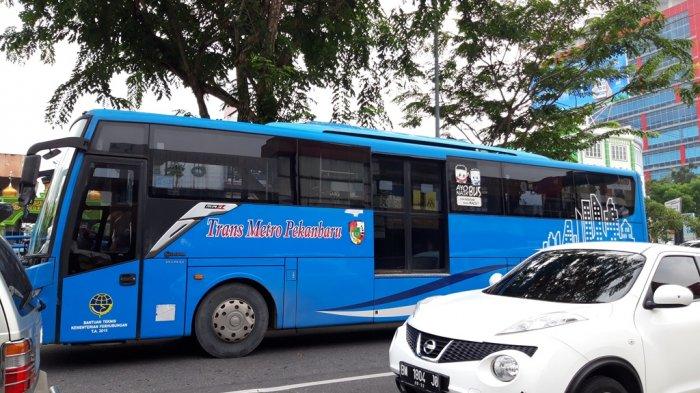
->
[{"left": 543, "top": 193, "right": 635, "bottom": 248}]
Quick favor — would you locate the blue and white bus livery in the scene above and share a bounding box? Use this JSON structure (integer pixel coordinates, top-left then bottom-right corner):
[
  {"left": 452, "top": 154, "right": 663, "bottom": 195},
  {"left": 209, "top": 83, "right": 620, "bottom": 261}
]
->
[{"left": 17, "top": 109, "right": 647, "bottom": 357}]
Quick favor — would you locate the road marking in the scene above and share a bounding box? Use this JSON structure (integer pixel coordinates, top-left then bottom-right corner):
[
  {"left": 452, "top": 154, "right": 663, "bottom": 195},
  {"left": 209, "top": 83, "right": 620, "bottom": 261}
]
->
[{"left": 224, "top": 372, "right": 395, "bottom": 392}]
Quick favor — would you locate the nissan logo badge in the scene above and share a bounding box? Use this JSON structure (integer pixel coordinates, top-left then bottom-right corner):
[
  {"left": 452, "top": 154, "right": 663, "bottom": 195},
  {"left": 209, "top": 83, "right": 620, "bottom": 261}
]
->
[{"left": 423, "top": 339, "right": 437, "bottom": 355}]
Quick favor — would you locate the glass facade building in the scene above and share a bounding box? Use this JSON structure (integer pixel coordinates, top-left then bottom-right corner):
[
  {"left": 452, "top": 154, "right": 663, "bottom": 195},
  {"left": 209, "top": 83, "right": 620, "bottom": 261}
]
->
[{"left": 594, "top": 1, "right": 700, "bottom": 181}]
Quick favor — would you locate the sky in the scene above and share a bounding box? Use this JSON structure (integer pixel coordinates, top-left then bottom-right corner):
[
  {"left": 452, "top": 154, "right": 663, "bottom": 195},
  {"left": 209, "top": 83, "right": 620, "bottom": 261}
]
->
[{"left": 0, "top": 4, "right": 442, "bottom": 155}]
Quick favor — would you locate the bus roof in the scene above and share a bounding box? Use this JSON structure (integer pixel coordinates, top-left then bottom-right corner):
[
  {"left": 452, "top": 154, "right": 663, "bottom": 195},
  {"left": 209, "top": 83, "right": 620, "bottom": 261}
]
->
[
  {"left": 83, "top": 109, "right": 641, "bottom": 179},
  {"left": 266, "top": 121, "right": 550, "bottom": 160}
]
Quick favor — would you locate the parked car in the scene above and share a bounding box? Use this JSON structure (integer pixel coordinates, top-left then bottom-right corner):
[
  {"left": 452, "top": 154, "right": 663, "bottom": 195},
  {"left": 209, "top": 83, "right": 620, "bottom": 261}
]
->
[
  {"left": 390, "top": 242, "right": 700, "bottom": 393},
  {"left": 0, "top": 204, "right": 56, "bottom": 393}
]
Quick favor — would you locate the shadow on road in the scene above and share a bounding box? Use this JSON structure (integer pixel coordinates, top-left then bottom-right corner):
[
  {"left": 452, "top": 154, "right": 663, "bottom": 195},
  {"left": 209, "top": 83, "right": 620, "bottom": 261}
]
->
[{"left": 41, "top": 326, "right": 398, "bottom": 371}]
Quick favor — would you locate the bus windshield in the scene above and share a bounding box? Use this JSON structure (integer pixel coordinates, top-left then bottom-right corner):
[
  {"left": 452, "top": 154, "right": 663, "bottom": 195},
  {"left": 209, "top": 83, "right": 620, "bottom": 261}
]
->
[
  {"left": 27, "top": 118, "right": 88, "bottom": 256},
  {"left": 28, "top": 147, "right": 75, "bottom": 255}
]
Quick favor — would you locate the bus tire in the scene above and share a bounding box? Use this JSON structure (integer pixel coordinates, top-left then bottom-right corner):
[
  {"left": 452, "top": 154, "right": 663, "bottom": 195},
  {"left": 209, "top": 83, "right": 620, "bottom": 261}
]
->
[{"left": 194, "top": 283, "right": 269, "bottom": 358}]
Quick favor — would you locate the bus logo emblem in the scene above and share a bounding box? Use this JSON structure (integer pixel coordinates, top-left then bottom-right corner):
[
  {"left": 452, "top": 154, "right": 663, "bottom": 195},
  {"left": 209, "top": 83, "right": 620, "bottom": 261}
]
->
[
  {"left": 349, "top": 221, "right": 365, "bottom": 245},
  {"left": 89, "top": 293, "right": 114, "bottom": 317}
]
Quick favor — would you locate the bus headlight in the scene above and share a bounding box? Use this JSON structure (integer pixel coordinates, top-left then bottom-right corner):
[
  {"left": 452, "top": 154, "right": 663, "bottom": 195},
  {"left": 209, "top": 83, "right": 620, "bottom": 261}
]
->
[{"left": 492, "top": 355, "right": 519, "bottom": 382}]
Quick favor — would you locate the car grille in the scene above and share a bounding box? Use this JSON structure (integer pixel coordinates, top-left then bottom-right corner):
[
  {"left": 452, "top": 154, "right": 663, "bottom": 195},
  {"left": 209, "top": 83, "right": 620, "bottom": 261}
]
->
[{"left": 405, "top": 324, "right": 537, "bottom": 363}]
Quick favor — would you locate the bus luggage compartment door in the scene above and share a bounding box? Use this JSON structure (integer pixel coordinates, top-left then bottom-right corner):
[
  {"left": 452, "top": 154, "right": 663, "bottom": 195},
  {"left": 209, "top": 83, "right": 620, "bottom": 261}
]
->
[
  {"left": 139, "top": 258, "right": 187, "bottom": 339},
  {"left": 296, "top": 257, "right": 374, "bottom": 327}
]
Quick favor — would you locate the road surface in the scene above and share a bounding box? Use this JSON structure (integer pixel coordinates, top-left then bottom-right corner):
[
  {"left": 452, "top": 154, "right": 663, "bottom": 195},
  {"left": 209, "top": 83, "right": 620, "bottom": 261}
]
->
[{"left": 42, "top": 327, "right": 400, "bottom": 393}]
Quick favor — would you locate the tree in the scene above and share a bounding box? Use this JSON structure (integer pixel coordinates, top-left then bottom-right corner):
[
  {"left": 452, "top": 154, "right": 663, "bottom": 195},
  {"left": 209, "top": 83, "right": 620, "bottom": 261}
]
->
[
  {"left": 646, "top": 166, "right": 700, "bottom": 243},
  {"left": 647, "top": 166, "right": 700, "bottom": 214},
  {"left": 670, "top": 163, "right": 697, "bottom": 183},
  {"left": 1, "top": 0, "right": 388, "bottom": 125},
  {"left": 646, "top": 199, "right": 684, "bottom": 243},
  {"left": 388, "top": 0, "right": 700, "bottom": 160}
]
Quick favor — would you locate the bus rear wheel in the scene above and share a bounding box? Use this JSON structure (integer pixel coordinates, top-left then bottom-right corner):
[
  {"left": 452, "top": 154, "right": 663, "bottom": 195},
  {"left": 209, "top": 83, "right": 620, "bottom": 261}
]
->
[{"left": 194, "top": 283, "right": 269, "bottom": 358}]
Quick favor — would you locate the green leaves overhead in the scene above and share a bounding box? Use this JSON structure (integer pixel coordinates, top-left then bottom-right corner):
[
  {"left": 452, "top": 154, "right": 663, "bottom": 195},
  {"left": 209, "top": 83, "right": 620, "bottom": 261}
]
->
[
  {"left": 1, "top": 0, "right": 387, "bottom": 125},
  {"left": 1, "top": 0, "right": 697, "bottom": 159},
  {"left": 391, "top": 0, "right": 699, "bottom": 160}
]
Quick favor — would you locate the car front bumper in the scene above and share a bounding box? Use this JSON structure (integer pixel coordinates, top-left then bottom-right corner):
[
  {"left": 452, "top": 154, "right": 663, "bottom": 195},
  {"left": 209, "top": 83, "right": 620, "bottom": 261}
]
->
[{"left": 389, "top": 323, "right": 588, "bottom": 393}]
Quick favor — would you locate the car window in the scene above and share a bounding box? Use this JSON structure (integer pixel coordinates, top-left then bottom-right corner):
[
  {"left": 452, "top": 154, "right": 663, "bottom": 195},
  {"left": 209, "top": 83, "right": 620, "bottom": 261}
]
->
[
  {"left": 0, "top": 239, "right": 32, "bottom": 310},
  {"left": 651, "top": 256, "right": 700, "bottom": 299}
]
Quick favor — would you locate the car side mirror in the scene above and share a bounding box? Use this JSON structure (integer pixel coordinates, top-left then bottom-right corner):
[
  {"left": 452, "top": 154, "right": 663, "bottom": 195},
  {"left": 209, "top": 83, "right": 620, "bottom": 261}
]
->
[
  {"left": 648, "top": 285, "right": 694, "bottom": 309},
  {"left": 0, "top": 203, "right": 13, "bottom": 222},
  {"left": 489, "top": 272, "right": 503, "bottom": 286}
]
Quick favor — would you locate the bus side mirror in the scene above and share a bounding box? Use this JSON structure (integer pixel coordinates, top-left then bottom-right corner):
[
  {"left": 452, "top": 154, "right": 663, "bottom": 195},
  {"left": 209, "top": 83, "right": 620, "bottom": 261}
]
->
[
  {"left": 19, "top": 155, "right": 40, "bottom": 207},
  {"left": 0, "top": 203, "right": 12, "bottom": 222}
]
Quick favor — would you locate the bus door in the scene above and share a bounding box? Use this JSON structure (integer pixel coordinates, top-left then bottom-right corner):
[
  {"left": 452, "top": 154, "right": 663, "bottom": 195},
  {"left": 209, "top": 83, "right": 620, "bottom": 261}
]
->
[
  {"left": 372, "top": 156, "right": 449, "bottom": 322},
  {"left": 58, "top": 156, "right": 145, "bottom": 343}
]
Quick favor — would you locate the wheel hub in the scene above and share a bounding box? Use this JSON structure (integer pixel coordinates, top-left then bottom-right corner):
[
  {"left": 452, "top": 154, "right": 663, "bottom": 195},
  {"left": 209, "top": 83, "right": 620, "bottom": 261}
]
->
[{"left": 211, "top": 298, "right": 255, "bottom": 343}]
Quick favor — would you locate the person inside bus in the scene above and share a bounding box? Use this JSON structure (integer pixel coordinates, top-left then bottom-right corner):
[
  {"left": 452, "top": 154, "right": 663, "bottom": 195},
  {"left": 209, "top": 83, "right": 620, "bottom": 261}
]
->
[{"left": 106, "top": 209, "right": 133, "bottom": 256}]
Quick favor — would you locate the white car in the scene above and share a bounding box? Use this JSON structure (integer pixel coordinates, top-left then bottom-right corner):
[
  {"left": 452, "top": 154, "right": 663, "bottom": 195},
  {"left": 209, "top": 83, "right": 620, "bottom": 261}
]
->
[
  {"left": 0, "top": 204, "right": 56, "bottom": 393},
  {"left": 390, "top": 242, "right": 700, "bottom": 393}
]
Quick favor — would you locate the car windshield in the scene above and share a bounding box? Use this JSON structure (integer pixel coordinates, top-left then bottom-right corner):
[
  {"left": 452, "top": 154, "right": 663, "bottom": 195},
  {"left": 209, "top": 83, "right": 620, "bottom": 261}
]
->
[{"left": 485, "top": 250, "right": 646, "bottom": 303}]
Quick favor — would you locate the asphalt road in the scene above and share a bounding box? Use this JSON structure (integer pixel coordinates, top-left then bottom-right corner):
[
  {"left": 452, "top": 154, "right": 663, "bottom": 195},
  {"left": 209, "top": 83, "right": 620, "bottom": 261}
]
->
[{"left": 41, "top": 326, "right": 400, "bottom": 393}]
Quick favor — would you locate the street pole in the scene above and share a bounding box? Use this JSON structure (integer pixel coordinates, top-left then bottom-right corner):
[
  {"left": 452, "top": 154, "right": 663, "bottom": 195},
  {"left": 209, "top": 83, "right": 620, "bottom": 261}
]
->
[{"left": 433, "top": 3, "right": 441, "bottom": 139}]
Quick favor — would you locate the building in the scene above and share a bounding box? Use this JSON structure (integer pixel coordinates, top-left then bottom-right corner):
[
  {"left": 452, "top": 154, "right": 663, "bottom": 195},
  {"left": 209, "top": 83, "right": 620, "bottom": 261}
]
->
[
  {"left": 0, "top": 153, "right": 23, "bottom": 192},
  {"left": 575, "top": 131, "right": 645, "bottom": 182},
  {"left": 593, "top": 0, "right": 700, "bottom": 181}
]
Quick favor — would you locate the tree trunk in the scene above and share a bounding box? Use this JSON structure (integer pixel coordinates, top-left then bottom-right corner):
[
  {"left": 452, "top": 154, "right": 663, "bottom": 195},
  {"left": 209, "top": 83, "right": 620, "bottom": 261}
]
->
[
  {"left": 255, "top": 0, "right": 283, "bottom": 123},
  {"left": 193, "top": 86, "right": 210, "bottom": 118},
  {"left": 266, "top": 0, "right": 282, "bottom": 52},
  {"left": 236, "top": 66, "right": 253, "bottom": 122}
]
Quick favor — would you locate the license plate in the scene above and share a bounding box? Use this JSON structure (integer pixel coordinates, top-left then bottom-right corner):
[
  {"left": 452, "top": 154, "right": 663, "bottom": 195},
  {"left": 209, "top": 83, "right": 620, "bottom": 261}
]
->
[{"left": 399, "top": 362, "right": 449, "bottom": 392}]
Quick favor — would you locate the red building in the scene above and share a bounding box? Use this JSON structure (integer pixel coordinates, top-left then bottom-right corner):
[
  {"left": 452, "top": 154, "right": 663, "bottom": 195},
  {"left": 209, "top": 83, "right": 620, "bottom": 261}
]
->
[{"left": 596, "top": 0, "right": 700, "bottom": 181}]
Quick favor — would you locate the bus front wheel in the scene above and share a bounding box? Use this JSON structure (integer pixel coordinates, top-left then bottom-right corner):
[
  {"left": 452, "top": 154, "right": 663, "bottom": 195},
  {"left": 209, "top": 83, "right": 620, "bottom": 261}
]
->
[{"left": 194, "top": 283, "right": 269, "bottom": 358}]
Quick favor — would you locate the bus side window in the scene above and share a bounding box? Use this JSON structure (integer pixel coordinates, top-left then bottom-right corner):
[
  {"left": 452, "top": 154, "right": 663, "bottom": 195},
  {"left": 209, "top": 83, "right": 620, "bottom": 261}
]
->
[
  {"left": 90, "top": 121, "right": 149, "bottom": 156},
  {"left": 502, "top": 164, "right": 575, "bottom": 219},
  {"left": 447, "top": 158, "right": 502, "bottom": 215},
  {"left": 298, "top": 141, "right": 370, "bottom": 208},
  {"left": 149, "top": 125, "right": 296, "bottom": 204},
  {"left": 68, "top": 164, "right": 139, "bottom": 275},
  {"left": 573, "top": 172, "right": 635, "bottom": 218}
]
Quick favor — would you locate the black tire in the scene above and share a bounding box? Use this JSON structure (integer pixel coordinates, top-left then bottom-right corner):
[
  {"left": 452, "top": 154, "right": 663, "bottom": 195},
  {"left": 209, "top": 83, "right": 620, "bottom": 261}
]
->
[
  {"left": 194, "top": 283, "right": 269, "bottom": 358},
  {"left": 578, "top": 376, "right": 628, "bottom": 393}
]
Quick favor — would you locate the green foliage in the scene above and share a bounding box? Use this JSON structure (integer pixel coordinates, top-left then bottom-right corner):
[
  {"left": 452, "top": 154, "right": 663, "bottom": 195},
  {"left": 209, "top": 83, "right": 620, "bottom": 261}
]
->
[
  {"left": 1, "top": 0, "right": 389, "bottom": 125},
  {"left": 646, "top": 199, "right": 683, "bottom": 243},
  {"left": 670, "top": 163, "right": 697, "bottom": 183},
  {"left": 388, "top": 0, "right": 700, "bottom": 160},
  {"left": 646, "top": 166, "right": 700, "bottom": 242}
]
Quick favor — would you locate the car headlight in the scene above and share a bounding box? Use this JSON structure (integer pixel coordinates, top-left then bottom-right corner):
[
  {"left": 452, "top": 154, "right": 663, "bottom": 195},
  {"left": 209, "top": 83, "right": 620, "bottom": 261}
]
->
[
  {"left": 411, "top": 296, "right": 440, "bottom": 318},
  {"left": 492, "top": 355, "right": 519, "bottom": 382},
  {"left": 499, "top": 312, "right": 586, "bottom": 335}
]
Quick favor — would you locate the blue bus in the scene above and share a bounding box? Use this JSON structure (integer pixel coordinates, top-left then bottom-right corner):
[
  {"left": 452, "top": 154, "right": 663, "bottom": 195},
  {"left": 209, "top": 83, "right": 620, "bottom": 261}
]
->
[{"left": 17, "top": 110, "right": 647, "bottom": 357}]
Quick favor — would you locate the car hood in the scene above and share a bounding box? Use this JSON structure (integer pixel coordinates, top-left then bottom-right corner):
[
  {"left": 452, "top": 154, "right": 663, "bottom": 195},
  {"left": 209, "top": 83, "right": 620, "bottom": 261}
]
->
[{"left": 409, "top": 290, "right": 613, "bottom": 342}]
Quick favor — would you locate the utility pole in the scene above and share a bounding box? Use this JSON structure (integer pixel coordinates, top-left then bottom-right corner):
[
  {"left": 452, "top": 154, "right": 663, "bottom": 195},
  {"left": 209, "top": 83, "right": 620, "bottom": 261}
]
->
[{"left": 433, "top": 0, "right": 441, "bottom": 138}]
